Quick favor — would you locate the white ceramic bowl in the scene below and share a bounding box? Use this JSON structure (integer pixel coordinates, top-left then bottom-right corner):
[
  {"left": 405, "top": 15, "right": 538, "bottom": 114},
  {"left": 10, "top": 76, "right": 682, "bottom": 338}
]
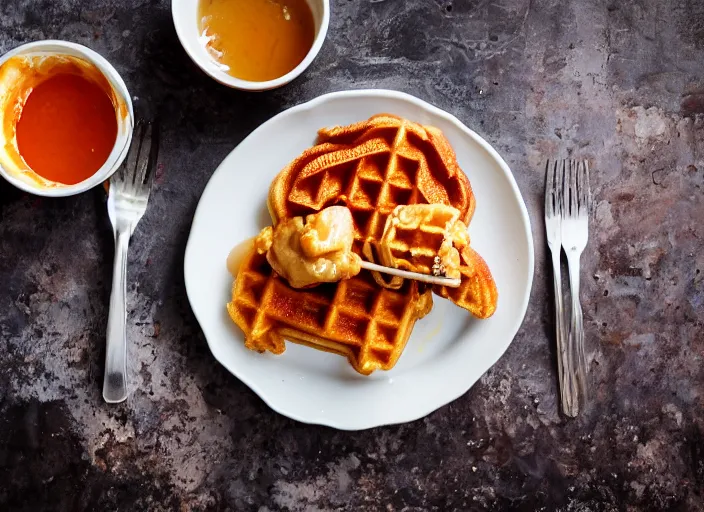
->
[
  {"left": 172, "top": 0, "right": 330, "bottom": 91},
  {"left": 0, "top": 40, "right": 134, "bottom": 197}
]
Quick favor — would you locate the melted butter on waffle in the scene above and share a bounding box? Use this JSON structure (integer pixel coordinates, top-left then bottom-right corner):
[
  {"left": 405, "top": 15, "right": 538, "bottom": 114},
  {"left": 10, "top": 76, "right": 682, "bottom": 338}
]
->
[{"left": 255, "top": 206, "right": 362, "bottom": 289}]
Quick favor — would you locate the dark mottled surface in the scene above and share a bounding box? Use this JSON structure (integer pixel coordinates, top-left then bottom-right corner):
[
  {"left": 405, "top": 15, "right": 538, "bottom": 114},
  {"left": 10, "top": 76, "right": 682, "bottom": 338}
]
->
[{"left": 1, "top": 0, "right": 703, "bottom": 510}]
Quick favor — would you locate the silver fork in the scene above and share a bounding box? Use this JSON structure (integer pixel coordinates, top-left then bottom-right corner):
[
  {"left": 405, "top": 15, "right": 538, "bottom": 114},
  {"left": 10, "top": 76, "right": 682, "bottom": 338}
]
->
[
  {"left": 545, "top": 160, "right": 577, "bottom": 417},
  {"left": 561, "top": 159, "right": 590, "bottom": 410},
  {"left": 104, "top": 121, "right": 158, "bottom": 403}
]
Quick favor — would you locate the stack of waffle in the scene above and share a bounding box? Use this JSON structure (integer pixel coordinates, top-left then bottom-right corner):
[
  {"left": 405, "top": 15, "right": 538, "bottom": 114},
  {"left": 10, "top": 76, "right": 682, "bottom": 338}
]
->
[{"left": 227, "top": 114, "right": 497, "bottom": 374}]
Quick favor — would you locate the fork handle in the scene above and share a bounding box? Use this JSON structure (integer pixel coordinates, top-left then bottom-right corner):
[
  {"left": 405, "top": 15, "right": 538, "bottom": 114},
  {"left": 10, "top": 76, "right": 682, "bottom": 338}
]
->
[
  {"left": 565, "top": 251, "right": 588, "bottom": 406},
  {"left": 103, "top": 228, "right": 130, "bottom": 403},
  {"left": 550, "top": 249, "right": 578, "bottom": 417}
]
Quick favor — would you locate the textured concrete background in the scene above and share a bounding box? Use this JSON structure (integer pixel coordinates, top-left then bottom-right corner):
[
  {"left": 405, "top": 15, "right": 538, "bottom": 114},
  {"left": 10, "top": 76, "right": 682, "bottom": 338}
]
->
[{"left": 1, "top": 0, "right": 703, "bottom": 510}]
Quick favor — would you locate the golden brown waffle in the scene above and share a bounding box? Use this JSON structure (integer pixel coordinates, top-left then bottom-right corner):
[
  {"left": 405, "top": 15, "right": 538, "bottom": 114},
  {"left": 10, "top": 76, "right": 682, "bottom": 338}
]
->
[
  {"left": 379, "top": 204, "right": 465, "bottom": 280},
  {"left": 433, "top": 245, "right": 498, "bottom": 318},
  {"left": 227, "top": 248, "right": 432, "bottom": 374},
  {"left": 268, "top": 114, "right": 475, "bottom": 247},
  {"left": 269, "top": 114, "right": 497, "bottom": 316},
  {"left": 378, "top": 204, "right": 498, "bottom": 319},
  {"left": 228, "top": 114, "right": 496, "bottom": 374}
]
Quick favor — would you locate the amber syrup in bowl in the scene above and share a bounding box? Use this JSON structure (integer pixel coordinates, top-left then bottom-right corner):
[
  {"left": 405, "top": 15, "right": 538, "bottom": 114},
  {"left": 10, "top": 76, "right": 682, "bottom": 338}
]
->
[
  {"left": 172, "top": 0, "right": 329, "bottom": 90},
  {"left": 199, "top": 0, "right": 315, "bottom": 82}
]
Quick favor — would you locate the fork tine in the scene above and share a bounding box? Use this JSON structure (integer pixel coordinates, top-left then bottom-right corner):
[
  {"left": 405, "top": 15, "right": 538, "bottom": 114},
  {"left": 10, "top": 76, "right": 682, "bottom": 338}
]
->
[
  {"left": 565, "top": 159, "right": 576, "bottom": 217},
  {"left": 134, "top": 122, "right": 153, "bottom": 187},
  {"left": 563, "top": 160, "right": 569, "bottom": 216},
  {"left": 579, "top": 160, "right": 590, "bottom": 214},
  {"left": 119, "top": 120, "right": 144, "bottom": 186},
  {"left": 572, "top": 160, "right": 579, "bottom": 215},
  {"left": 576, "top": 160, "right": 583, "bottom": 214},
  {"left": 556, "top": 160, "right": 564, "bottom": 215},
  {"left": 545, "top": 160, "right": 555, "bottom": 216},
  {"left": 142, "top": 121, "right": 159, "bottom": 195},
  {"left": 147, "top": 120, "right": 159, "bottom": 183}
]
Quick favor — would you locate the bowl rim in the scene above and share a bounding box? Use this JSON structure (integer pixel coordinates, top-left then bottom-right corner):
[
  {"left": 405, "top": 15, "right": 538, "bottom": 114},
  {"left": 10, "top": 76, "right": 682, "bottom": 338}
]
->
[
  {"left": 171, "top": 0, "right": 330, "bottom": 91},
  {"left": 0, "top": 40, "right": 134, "bottom": 198}
]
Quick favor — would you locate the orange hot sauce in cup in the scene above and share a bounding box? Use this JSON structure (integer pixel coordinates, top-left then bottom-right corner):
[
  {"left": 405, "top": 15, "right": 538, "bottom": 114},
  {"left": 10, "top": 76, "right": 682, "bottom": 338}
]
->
[
  {"left": 0, "top": 53, "right": 124, "bottom": 189},
  {"left": 16, "top": 71, "right": 118, "bottom": 185}
]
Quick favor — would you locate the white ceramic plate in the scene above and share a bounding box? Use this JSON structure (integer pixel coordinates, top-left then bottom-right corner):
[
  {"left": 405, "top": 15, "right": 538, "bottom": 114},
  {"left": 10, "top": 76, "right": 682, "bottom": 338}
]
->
[{"left": 184, "top": 90, "right": 534, "bottom": 430}]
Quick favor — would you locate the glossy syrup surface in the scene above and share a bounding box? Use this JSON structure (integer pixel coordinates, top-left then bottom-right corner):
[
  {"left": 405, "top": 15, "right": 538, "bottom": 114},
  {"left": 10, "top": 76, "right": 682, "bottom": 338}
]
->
[{"left": 199, "top": 0, "right": 315, "bottom": 82}]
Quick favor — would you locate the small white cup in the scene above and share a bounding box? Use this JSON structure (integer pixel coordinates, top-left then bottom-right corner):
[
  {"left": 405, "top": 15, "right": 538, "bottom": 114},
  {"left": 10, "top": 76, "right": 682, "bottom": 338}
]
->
[
  {"left": 0, "top": 40, "right": 133, "bottom": 197},
  {"left": 172, "top": 0, "right": 330, "bottom": 91}
]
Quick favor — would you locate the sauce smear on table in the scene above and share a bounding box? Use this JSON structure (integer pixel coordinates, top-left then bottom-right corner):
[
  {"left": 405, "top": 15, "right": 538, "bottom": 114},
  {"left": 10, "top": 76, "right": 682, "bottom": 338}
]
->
[
  {"left": 199, "top": 0, "right": 315, "bottom": 82},
  {"left": 15, "top": 72, "right": 118, "bottom": 185}
]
